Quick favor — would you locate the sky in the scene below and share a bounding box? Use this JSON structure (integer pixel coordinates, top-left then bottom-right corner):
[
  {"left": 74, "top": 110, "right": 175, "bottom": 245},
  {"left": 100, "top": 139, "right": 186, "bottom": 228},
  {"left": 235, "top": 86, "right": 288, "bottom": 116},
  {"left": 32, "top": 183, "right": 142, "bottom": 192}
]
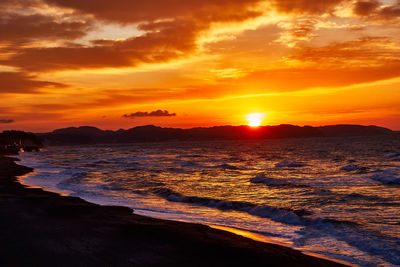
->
[{"left": 0, "top": 0, "right": 400, "bottom": 132}]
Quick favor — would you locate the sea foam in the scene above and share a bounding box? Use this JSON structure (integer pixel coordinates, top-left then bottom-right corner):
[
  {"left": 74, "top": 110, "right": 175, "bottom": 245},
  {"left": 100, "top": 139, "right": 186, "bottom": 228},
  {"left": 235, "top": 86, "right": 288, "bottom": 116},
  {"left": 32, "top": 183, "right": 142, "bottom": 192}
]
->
[{"left": 371, "top": 172, "right": 400, "bottom": 185}]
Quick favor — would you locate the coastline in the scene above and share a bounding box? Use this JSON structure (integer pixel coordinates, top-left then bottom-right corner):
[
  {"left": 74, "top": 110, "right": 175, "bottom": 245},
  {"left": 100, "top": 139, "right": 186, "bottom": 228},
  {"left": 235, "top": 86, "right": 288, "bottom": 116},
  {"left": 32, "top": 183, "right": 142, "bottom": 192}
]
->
[{"left": 0, "top": 154, "right": 348, "bottom": 266}]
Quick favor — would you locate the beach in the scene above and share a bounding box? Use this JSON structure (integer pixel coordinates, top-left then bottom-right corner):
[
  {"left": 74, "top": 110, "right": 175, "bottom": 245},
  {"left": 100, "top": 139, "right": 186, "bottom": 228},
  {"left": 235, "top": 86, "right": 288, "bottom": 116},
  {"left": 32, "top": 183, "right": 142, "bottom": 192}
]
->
[{"left": 0, "top": 154, "right": 346, "bottom": 266}]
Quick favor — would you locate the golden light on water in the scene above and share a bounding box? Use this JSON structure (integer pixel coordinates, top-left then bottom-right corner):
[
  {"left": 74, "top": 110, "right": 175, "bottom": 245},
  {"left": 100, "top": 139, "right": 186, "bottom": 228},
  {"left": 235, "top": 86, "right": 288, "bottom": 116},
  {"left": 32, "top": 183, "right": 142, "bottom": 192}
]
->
[{"left": 246, "top": 113, "right": 265, "bottom": 127}]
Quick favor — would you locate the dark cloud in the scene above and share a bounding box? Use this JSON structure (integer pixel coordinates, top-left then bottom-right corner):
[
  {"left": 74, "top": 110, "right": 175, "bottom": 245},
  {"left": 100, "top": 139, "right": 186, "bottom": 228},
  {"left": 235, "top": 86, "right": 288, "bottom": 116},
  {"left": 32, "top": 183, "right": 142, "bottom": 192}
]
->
[
  {"left": 0, "top": 119, "right": 14, "bottom": 123},
  {"left": 0, "top": 0, "right": 347, "bottom": 73},
  {"left": 42, "top": 0, "right": 262, "bottom": 24},
  {"left": 2, "top": 0, "right": 263, "bottom": 72},
  {"left": 272, "top": 0, "right": 344, "bottom": 14},
  {"left": 123, "top": 110, "right": 176, "bottom": 118},
  {"left": 3, "top": 19, "right": 200, "bottom": 71},
  {"left": 353, "top": 0, "right": 380, "bottom": 16},
  {"left": 0, "top": 72, "right": 65, "bottom": 93},
  {"left": 380, "top": 3, "right": 400, "bottom": 18},
  {"left": 0, "top": 13, "right": 91, "bottom": 44},
  {"left": 353, "top": 0, "right": 400, "bottom": 20},
  {"left": 0, "top": 0, "right": 41, "bottom": 9}
]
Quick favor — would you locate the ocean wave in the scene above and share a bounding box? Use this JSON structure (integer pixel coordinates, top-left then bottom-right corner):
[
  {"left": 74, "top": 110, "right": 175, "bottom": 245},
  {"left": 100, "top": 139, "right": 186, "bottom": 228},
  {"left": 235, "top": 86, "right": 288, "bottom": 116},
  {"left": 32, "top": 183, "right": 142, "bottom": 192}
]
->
[
  {"left": 384, "top": 152, "right": 400, "bottom": 159},
  {"left": 148, "top": 169, "right": 163, "bottom": 173},
  {"left": 215, "top": 163, "right": 240, "bottom": 170},
  {"left": 250, "top": 175, "right": 307, "bottom": 187},
  {"left": 17, "top": 138, "right": 400, "bottom": 267},
  {"left": 97, "top": 182, "right": 126, "bottom": 191},
  {"left": 58, "top": 167, "right": 82, "bottom": 175},
  {"left": 57, "top": 171, "right": 88, "bottom": 187},
  {"left": 151, "top": 187, "right": 310, "bottom": 225},
  {"left": 340, "top": 164, "right": 360, "bottom": 171},
  {"left": 177, "top": 154, "right": 203, "bottom": 158},
  {"left": 166, "top": 167, "right": 195, "bottom": 174},
  {"left": 124, "top": 167, "right": 142, "bottom": 171},
  {"left": 93, "top": 160, "right": 110, "bottom": 164},
  {"left": 299, "top": 189, "right": 333, "bottom": 196},
  {"left": 177, "top": 160, "right": 199, "bottom": 168},
  {"left": 151, "top": 186, "right": 400, "bottom": 248},
  {"left": 371, "top": 172, "right": 400, "bottom": 185},
  {"left": 297, "top": 220, "right": 400, "bottom": 266},
  {"left": 275, "top": 161, "right": 305, "bottom": 168},
  {"left": 343, "top": 192, "right": 390, "bottom": 202},
  {"left": 114, "top": 155, "right": 151, "bottom": 162}
]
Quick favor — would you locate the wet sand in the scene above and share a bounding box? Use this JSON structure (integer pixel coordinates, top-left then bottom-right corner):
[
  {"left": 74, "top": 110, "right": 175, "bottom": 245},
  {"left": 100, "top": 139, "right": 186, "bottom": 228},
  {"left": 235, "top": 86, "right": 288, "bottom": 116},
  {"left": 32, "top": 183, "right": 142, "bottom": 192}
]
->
[{"left": 0, "top": 155, "right": 347, "bottom": 266}]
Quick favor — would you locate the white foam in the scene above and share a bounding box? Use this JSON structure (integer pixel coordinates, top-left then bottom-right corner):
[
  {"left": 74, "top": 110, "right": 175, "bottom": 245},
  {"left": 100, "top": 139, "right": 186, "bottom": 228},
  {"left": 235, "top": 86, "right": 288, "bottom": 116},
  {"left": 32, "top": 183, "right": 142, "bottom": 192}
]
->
[
  {"left": 371, "top": 173, "right": 400, "bottom": 185},
  {"left": 296, "top": 223, "right": 400, "bottom": 266},
  {"left": 249, "top": 206, "right": 303, "bottom": 225}
]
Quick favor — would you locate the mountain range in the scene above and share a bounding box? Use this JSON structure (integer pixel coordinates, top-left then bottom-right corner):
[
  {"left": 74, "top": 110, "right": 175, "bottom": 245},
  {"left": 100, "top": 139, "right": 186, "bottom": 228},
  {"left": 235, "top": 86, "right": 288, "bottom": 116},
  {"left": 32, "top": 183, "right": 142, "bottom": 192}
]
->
[{"left": 37, "top": 124, "right": 397, "bottom": 145}]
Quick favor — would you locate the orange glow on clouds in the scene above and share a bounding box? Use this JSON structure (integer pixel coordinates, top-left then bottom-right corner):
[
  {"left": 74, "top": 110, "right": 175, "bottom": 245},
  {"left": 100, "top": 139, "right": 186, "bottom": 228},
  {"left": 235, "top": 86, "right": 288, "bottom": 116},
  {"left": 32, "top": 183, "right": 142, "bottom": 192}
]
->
[{"left": 1, "top": 0, "right": 400, "bottom": 131}]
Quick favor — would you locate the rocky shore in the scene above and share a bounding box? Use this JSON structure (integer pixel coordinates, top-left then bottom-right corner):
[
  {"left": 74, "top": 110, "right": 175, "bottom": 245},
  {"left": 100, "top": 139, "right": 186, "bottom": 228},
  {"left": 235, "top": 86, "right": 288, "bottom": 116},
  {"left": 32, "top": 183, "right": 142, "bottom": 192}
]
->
[{"left": 0, "top": 155, "right": 347, "bottom": 266}]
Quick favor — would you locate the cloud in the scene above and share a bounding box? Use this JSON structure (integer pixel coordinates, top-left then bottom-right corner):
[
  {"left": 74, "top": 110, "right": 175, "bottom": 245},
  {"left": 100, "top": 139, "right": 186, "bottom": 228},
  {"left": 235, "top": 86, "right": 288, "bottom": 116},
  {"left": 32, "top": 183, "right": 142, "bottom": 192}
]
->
[
  {"left": 237, "top": 65, "right": 400, "bottom": 91},
  {"left": 0, "top": 72, "right": 65, "bottom": 94},
  {"left": 289, "top": 37, "right": 400, "bottom": 65},
  {"left": 0, "top": 119, "right": 14, "bottom": 123},
  {"left": 0, "top": 0, "right": 349, "bottom": 73},
  {"left": 123, "top": 110, "right": 176, "bottom": 118},
  {"left": 272, "top": 0, "right": 344, "bottom": 14},
  {"left": 381, "top": 4, "right": 400, "bottom": 18},
  {"left": 0, "top": 13, "right": 91, "bottom": 45},
  {"left": 353, "top": 0, "right": 380, "bottom": 16},
  {"left": 2, "top": 0, "right": 264, "bottom": 72},
  {"left": 0, "top": 0, "right": 40, "bottom": 9},
  {"left": 3, "top": 20, "right": 200, "bottom": 71},
  {"left": 353, "top": 0, "right": 400, "bottom": 20},
  {"left": 275, "top": 18, "right": 318, "bottom": 47},
  {"left": 42, "top": 0, "right": 262, "bottom": 24}
]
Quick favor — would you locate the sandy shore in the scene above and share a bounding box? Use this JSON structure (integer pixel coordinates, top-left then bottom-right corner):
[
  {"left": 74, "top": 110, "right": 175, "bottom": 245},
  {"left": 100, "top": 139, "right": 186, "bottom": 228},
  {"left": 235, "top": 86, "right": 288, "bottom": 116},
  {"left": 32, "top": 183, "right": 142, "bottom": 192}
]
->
[{"left": 0, "top": 155, "right": 347, "bottom": 266}]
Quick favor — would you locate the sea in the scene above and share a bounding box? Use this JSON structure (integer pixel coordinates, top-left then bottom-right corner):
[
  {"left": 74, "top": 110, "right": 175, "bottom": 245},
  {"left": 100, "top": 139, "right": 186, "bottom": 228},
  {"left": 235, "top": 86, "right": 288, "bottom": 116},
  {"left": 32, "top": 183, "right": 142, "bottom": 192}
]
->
[{"left": 17, "top": 135, "right": 400, "bottom": 267}]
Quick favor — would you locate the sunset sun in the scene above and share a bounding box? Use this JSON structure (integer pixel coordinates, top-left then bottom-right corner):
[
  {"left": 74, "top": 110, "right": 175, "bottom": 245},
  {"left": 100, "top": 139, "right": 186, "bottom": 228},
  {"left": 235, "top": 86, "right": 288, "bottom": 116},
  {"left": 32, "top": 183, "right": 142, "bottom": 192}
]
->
[{"left": 246, "top": 113, "right": 265, "bottom": 127}]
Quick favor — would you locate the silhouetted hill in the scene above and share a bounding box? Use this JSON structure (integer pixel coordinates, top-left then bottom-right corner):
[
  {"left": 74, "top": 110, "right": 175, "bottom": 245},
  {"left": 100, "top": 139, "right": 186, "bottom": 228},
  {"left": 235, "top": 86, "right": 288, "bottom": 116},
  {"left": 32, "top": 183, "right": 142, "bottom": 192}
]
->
[
  {"left": 319, "top": 125, "right": 393, "bottom": 137},
  {"left": 44, "top": 126, "right": 114, "bottom": 144},
  {"left": 38, "top": 124, "right": 395, "bottom": 145}
]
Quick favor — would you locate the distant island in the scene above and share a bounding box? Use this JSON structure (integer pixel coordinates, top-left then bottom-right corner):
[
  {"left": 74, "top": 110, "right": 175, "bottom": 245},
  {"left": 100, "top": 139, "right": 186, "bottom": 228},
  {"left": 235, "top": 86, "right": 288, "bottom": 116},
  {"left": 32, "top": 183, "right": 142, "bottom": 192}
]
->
[{"left": 34, "top": 124, "right": 397, "bottom": 145}]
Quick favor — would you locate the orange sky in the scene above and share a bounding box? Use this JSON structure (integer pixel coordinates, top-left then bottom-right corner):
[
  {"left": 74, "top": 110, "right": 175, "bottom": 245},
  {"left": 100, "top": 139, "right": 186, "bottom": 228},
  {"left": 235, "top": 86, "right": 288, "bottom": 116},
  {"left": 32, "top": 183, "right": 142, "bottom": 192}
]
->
[{"left": 1, "top": 0, "right": 400, "bottom": 132}]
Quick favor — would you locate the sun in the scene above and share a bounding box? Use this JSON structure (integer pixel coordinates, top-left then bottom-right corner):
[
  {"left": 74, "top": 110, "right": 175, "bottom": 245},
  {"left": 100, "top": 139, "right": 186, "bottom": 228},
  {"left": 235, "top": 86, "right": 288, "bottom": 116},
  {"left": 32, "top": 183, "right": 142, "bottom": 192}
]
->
[{"left": 246, "top": 113, "right": 265, "bottom": 127}]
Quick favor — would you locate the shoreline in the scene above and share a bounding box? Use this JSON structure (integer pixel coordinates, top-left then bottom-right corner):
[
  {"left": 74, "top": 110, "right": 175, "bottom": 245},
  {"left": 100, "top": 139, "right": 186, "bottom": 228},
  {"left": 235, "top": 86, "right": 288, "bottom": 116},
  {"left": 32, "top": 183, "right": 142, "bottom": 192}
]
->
[
  {"left": 17, "top": 156, "right": 355, "bottom": 267},
  {"left": 1, "top": 154, "right": 348, "bottom": 266},
  {"left": 209, "top": 226, "right": 355, "bottom": 267}
]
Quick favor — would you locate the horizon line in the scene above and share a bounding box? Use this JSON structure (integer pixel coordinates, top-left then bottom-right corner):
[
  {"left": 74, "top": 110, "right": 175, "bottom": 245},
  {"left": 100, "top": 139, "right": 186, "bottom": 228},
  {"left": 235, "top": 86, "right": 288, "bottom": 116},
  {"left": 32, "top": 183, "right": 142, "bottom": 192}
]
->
[{"left": 2, "top": 123, "right": 398, "bottom": 133}]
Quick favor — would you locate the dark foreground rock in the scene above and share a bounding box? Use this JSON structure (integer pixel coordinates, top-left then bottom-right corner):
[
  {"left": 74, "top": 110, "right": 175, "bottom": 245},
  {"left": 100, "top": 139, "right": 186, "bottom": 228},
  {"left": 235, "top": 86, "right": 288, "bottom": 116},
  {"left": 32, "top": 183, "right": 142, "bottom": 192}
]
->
[{"left": 0, "top": 156, "right": 347, "bottom": 267}]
